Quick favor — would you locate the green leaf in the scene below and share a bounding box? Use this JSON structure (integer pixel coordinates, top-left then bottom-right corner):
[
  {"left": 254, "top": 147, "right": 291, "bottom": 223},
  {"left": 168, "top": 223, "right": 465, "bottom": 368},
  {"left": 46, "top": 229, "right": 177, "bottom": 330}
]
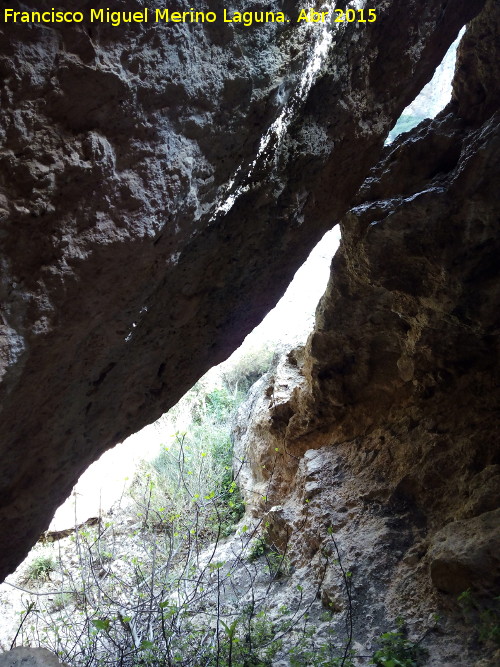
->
[
  {"left": 221, "top": 618, "right": 239, "bottom": 639},
  {"left": 91, "top": 619, "right": 110, "bottom": 632}
]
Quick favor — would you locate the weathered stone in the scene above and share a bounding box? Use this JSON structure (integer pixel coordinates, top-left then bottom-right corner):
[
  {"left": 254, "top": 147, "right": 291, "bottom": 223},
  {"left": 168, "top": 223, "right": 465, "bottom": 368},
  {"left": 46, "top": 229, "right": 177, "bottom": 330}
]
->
[
  {"left": 429, "top": 509, "right": 500, "bottom": 594},
  {"left": 0, "top": 647, "right": 67, "bottom": 667}
]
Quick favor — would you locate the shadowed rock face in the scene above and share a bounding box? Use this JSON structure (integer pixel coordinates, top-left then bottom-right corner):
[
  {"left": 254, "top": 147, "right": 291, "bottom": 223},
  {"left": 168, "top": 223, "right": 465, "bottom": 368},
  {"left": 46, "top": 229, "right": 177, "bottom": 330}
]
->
[
  {"left": 233, "top": 2, "right": 499, "bottom": 660},
  {"left": 0, "top": 0, "right": 488, "bottom": 581}
]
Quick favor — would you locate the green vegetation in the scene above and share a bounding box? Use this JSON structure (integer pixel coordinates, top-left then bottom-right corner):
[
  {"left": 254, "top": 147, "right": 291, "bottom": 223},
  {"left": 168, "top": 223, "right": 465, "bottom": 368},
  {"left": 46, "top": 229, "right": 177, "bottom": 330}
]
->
[
  {"left": 458, "top": 589, "right": 500, "bottom": 645},
  {"left": 12, "top": 510, "right": 361, "bottom": 665},
  {"left": 247, "top": 534, "right": 291, "bottom": 578},
  {"left": 371, "top": 619, "right": 427, "bottom": 667},
  {"left": 128, "top": 343, "right": 274, "bottom": 545},
  {"left": 26, "top": 554, "right": 56, "bottom": 582},
  {"left": 220, "top": 343, "right": 274, "bottom": 396},
  {"left": 9, "top": 348, "right": 435, "bottom": 666},
  {"left": 248, "top": 535, "right": 267, "bottom": 561},
  {"left": 130, "top": 383, "right": 246, "bottom": 543}
]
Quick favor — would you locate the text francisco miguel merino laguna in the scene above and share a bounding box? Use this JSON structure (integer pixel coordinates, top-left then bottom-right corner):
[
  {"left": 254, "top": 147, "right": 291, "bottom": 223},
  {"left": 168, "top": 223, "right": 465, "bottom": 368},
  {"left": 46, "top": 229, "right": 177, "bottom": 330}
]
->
[{"left": 3, "top": 6, "right": 378, "bottom": 26}]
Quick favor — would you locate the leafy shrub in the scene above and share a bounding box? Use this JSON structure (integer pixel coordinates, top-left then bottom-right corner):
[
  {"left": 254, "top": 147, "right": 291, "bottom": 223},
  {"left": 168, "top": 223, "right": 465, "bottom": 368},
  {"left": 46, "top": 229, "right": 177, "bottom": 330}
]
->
[
  {"left": 129, "top": 381, "right": 246, "bottom": 546},
  {"left": 248, "top": 536, "right": 267, "bottom": 561},
  {"left": 247, "top": 534, "right": 291, "bottom": 578},
  {"left": 221, "top": 343, "right": 274, "bottom": 396},
  {"left": 26, "top": 554, "right": 56, "bottom": 581},
  {"left": 371, "top": 619, "right": 427, "bottom": 666},
  {"left": 458, "top": 590, "right": 500, "bottom": 645},
  {"left": 266, "top": 549, "right": 291, "bottom": 578}
]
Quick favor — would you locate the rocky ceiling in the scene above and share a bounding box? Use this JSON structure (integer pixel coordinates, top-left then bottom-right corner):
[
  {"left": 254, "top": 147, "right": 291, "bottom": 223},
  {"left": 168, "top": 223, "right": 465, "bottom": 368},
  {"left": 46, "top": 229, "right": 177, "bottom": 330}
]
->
[{"left": 0, "top": 0, "right": 492, "bottom": 582}]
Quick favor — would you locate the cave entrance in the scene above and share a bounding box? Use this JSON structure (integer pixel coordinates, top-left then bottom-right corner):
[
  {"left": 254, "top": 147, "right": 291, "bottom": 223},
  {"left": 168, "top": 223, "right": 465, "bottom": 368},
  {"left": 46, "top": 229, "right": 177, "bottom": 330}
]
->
[
  {"left": 49, "top": 227, "right": 341, "bottom": 532},
  {"left": 0, "top": 227, "right": 340, "bottom": 648}
]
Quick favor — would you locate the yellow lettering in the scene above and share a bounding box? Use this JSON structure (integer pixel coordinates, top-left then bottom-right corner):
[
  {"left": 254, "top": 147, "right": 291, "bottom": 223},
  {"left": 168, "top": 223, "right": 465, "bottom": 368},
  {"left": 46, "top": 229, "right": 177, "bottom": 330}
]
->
[{"left": 156, "top": 9, "right": 168, "bottom": 21}]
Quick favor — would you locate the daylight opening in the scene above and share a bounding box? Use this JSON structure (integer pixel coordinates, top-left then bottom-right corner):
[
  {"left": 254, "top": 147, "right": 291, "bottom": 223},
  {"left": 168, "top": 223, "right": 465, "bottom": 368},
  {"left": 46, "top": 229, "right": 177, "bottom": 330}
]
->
[
  {"left": 386, "top": 28, "right": 465, "bottom": 144},
  {"left": 0, "top": 226, "right": 341, "bottom": 658},
  {"left": 50, "top": 226, "right": 340, "bottom": 530}
]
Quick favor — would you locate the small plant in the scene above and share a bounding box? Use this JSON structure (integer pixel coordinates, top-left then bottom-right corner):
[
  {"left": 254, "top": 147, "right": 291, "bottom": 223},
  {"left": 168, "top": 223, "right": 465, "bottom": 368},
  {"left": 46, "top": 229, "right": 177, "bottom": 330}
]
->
[
  {"left": 266, "top": 548, "right": 291, "bottom": 578},
  {"left": 50, "top": 593, "right": 72, "bottom": 611},
  {"left": 458, "top": 590, "right": 500, "bottom": 645},
  {"left": 26, "top": 554, "right": 56, "bottom": 581},
  {"left": 371, "top": 619, "right": 427, "bottom": 666},
  {"left": 248, "top": 535, "right": 267, "bottom": 561}
]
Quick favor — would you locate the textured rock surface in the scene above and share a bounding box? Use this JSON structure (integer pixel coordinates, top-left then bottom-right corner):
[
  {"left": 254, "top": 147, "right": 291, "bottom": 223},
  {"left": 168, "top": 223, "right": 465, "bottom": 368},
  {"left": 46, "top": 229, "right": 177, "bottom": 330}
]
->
[
  {"left": 0, "top": 0, "right": 486, "bottom": 581},
  {"left": 429, "top": 509, "right": 500, "bottom": 595},
  {"left": 0, "top": 647, "right": 67, "bottom": 666},
  {"left": 233, "top": 1, "right": 499, "bottom": 661}
]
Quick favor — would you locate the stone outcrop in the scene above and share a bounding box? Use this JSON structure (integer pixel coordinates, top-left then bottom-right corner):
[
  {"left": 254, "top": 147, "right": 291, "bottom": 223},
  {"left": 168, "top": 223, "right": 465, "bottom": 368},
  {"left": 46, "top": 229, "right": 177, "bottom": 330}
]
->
[
  {"left": 233, "top": 1, "right": 499, "bottom": 661},
  {"left": 1, "top": 0, "right": 487, "bottom": 581},
  {"left": 0, "top": 647, "right": 67, "bottom": 666}
]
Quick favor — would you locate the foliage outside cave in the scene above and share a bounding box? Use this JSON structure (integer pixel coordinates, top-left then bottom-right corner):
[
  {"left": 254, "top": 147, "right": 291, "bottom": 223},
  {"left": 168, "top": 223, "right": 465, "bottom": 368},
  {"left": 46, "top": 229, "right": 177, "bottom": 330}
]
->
[{"left": 6, "top": 344, "right": 353, "bottom": 665}]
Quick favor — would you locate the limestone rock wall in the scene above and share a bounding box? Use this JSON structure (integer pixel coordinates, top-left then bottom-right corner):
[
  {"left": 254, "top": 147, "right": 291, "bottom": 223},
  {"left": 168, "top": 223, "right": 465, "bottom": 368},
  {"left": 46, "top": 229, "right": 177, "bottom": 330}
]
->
[
  {"left": 233, "top": 1, "right": 499, "bottom": 661},
  {"left": 0, "top": 647, "right": 68, "bottom": 666}
]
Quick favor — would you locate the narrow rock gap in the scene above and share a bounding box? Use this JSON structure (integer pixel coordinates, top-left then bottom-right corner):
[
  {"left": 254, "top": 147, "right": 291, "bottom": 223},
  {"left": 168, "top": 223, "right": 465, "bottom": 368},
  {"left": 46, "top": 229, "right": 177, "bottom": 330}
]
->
[
  {"left": 386, "top": 28, "right": 465, "bottom": 145},
  {"left": 211, "top": 0, "right": 344, "bottom": 220}
]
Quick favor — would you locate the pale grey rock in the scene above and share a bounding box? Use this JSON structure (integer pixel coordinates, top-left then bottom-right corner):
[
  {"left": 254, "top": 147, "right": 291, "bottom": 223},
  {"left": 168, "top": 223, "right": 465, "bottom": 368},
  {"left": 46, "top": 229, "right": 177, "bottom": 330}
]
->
[{"left": 0, "top": 647, "right": 67, "bottom": 666}]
